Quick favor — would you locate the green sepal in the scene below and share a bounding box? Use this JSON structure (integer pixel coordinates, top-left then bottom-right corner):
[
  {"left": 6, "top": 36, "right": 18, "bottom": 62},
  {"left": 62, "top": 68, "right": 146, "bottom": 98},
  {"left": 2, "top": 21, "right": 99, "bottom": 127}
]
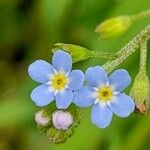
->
[
  {"left": 36, "top": 103, "right": 82, "bottom": 144},
  {"left": 52, "top": 43, "right": 91, "bottom": 63},
  {"left": 52, "top": 43, "right": 117, "bottom": 63},
  {"left": 46, "top": 104, "right": 82, "bottom": 144},
  {"left": 130, "top": 70, "right": 150, "bottom": 104},
  {"left": 37, "top": 124, "right": 51, "bottom": 133},
  {"left": 95, "top": 16, "right": 132, "bottom": 39},
  {"left": 130, "top": 70, "right": 150, "bottom": 114},
  {"left": 47, "top": 126, "right": 74, "bottom": 144},
  {"left": 36, "top": 102, "right": 56, "bottom": 132}
]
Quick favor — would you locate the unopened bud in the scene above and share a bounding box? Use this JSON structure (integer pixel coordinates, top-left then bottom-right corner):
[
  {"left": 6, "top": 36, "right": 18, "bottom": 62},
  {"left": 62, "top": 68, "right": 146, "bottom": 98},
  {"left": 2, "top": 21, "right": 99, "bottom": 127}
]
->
[
  {"left": 35, "top": 110, "right": 51, "bottom": 126},
  {"left": 52, "top": 110, "right": 73, "bottom": 130},
  {"left": 95, "top": 16, "right": 132, "bottom": 39},
  {"left": 52, "top": 43, "right": 91, "bottom": 63},
  {"left": 130, "top": 70, "right": 150, "bottom": 114},
  {"left": 53, "top": 43, "right": 116, "bottom": 62}
]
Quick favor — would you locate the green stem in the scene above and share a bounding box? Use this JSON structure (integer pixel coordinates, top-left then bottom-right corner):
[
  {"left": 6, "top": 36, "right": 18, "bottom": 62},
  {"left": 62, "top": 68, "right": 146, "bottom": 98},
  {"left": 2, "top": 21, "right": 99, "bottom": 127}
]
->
[
  {"left": 131, "top": 9, "right": 150, "bottom": 21},
  {"left": 90, "top": 51, "right": 117, "bottom": 60},
  {"left": 103, "top": 25, "right": 150, "bottom": 73},
  {"left": 139, "top": 40, "right": 147, "bottom": 71}
]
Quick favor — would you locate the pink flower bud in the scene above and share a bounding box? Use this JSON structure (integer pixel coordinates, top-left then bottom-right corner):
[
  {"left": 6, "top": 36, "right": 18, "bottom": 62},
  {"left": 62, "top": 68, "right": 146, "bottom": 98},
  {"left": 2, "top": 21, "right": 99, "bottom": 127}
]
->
[
  {"left": 35, "top": 110, "right": 50, "bottom": 126},
  {"left": 52, "top": 110, "right": 73, "bottom": 130}
]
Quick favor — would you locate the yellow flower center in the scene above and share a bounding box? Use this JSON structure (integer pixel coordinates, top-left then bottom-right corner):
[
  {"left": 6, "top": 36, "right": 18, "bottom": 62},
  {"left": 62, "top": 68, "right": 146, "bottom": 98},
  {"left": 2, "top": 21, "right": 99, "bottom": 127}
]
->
[
  {"left": 97, "top": 86, "right": 113, "bottom": 101},
  {"left": 52, "top": 73, "right": 69, "bottom": 90}
]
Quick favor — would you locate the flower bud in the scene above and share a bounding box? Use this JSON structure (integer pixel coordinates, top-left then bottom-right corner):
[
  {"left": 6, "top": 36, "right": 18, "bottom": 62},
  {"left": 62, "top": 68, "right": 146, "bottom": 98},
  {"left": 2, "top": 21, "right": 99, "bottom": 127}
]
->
[
  {"left": 52, "top": 110, "right": 73, "bottom": 130},
  {"left": 35, "top": 110, "right": 51, "bottom": 126},
  {"left": 130, "top": 70, "right": 150, "bottom": 114},
  {"left": 95, "top": 16, "right": 132, "bottom": 39},
  {"left": 52, "top": 43, "right": 91, "bottom": 63}
]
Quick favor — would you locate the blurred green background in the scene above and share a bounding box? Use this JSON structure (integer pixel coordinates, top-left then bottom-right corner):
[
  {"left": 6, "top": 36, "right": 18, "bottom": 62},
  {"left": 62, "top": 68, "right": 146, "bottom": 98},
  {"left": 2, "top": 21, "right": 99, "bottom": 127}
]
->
[{"left": 0, "top": 0, "right": 150, "bottom": 150}]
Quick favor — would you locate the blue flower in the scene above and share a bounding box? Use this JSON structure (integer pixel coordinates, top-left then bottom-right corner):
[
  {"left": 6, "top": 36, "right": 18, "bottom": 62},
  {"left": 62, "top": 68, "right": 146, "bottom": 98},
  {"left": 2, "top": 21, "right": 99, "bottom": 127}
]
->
[
  {"left": 28, "top": 50, "right": 84, "bottom": 109},
  {"left": 73, "top": 66, "right": 135, "bottom": 128}
]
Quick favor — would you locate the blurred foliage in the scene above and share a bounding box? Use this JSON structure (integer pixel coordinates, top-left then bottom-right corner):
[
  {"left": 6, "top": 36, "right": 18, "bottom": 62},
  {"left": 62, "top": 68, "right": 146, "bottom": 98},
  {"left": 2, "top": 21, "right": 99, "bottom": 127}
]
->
[{"left": 0, "top": 0, "right": 150, "bottom": 150}]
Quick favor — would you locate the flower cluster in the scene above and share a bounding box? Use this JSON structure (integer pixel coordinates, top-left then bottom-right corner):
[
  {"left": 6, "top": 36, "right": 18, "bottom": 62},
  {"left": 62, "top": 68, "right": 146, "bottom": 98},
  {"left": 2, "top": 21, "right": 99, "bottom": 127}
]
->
[
  {"left": 73, "top": 66, "right": 135, "bottom": 128},
  {"left": 28, "top": 50, "right": 135, "bottom": 129},
  {"left": 28, "top": 50, "right": 84, "bottom": 109}
]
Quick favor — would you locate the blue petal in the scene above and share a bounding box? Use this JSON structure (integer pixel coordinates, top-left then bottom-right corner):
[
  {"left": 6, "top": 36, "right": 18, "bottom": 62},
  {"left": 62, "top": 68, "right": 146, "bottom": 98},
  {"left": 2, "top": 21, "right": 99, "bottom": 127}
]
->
[
  {"left": 109, "top": 69, "right": 131, "bottom": 92},
  {"left": 68, "top": 70, "right": 85, "bottom": 90},
  {"left": 108, "top": 93, "right": 135, "bottom": 117},
  {"left": 28, "top": 60, "right": 53, "bottom": 83},
  {"left": 31, "top": 84, "right": 54, "bottom": 106},
  {"left": 73, "top": 87, "right": 94, "bottom": 107},
  {"left": 85, "top": 66, "right": 108, "bottom": 87},
  {"left": 91, "top": 103, "right": 113, "bottom": 128},
  {"left": 55, "top": 89, "right": 73, "bottom": 109},
  {"left": 52, "top": 50, "right": 72, "bottom": 72}
]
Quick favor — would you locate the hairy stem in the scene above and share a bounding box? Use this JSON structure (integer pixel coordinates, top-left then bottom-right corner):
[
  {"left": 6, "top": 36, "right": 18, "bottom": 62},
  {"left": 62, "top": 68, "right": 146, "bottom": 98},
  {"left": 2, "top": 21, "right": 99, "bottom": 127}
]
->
[
  {"left": 131, "top": 9, "right": 150, "bottom": 21},
  {"left": 103, "top": 25, "right": 150, "bottom": 73},
  {"left": 90, "top": 51, "right": 117, "bottom": 60},
  {"left": 140, "top": 39, "right": 148, "bottom": 71}
]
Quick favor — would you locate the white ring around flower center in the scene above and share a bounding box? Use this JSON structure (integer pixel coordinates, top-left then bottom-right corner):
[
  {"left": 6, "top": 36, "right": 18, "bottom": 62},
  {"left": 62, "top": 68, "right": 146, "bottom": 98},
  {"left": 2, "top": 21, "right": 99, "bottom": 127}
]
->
[
  {"left": 93, "top": 85, "right": 119, "bottom": 104},
  {"left": 47, "top": 71, "right": 69, "bottom": 93}
]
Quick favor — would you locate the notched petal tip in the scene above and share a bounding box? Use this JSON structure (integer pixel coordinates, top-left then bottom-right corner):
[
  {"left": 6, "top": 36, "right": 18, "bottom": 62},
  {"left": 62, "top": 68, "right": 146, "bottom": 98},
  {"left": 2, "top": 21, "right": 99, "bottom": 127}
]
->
[
  {"left": 31, "top": 84, "right": 54, "bottom": 107},
  {"left": 85, "top": 66, "right": 108, "bottom": 87},
  {"left": 28, "top": 59, "right": 53, "bottom": 83},
  {"left": 91, "top": 103, "right": 113, "bottom": 128},
  {"left": 55, "top": 89, "right": 73, "bottom": 109},
  {"left": 108, "top": 93, "right": 135, "bottom": 118},
  {"left": 68, "top": 70, "right": 85, "bottom": 91},
  {"left": 109, "top": 69, "right": 131, "bottom": 92},
  {"left": 52, "top": 50, "right": 72, "bottom": 73},
  {"left": 73, "top": 87, "right": 94, "bottom": 107}
]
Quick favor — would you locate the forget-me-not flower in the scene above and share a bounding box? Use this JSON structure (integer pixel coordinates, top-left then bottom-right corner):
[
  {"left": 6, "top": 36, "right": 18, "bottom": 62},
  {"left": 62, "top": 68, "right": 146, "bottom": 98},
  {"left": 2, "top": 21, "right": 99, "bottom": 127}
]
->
[
  {"left": 28, "top": 50, "right": 84, "bottom": 109},
  {"left": 73, "top": 66, "right": 135, "bottom": 128}
]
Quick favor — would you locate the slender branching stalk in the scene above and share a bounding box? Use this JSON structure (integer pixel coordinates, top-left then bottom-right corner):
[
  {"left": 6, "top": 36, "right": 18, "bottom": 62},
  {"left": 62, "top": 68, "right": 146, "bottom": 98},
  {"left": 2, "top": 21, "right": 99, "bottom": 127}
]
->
[
  {"left": 103, "top": 25, "right": 150, "bottom": 73},
  {"left": 131, "top": 9, "right": 150, "bottom": 21},
  {"left": 139, "top": 39, "right": 148, "bottom": 71}
]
